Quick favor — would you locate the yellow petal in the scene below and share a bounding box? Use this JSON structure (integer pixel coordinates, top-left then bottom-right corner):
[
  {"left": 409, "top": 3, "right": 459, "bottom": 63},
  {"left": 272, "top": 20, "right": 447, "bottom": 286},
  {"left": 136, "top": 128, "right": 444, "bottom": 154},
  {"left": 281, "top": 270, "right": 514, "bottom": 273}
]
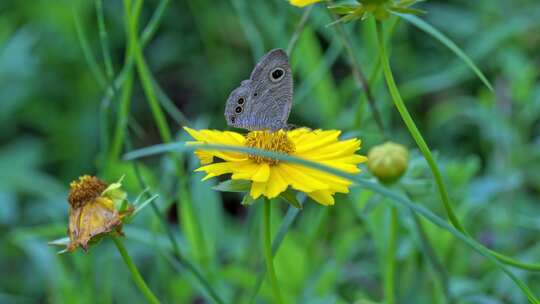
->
[
  {"left": 195, "top": 162, "right": 234, "bottom": 180},
  {"left": 230, "top": 161, "right": 262, "bottom": 180},
  {"left": 265, "top": 167, "right": 289, "bottom": 198},
  {"left": 286, "top": 127, "right": 311, "bottom": 139},
  {"left": 184, "top": 127, "right": 244, "bottom": 145},
  {"left": 195, "top": 150, "right": 214, "bottom": 164},
  {"left": 185, "top": 127, "right": 247, "bottom": 162},
  {"left": 278, "top": 163, "right": 329, "bottom": 192},
  {"left": 294, "top": 166, "right": 352, "bottom": 193},
  {"left": 294, "top": 130, "right": 341, "bottom": 153},
  {"left": 250, "top": 182, "right": 266, "bottom": 199},
  {"left": 252, "top": 163, "right": 271, "bottom": 182},
  {"left": 299, "top": 138, "right": 361, "bottom": 160},
  {"left": 318, "top": 158, "right": 365, "bottom": 173},
  {"left": 307, "top": 190, "right": 335, "bottom": 206},
  {"left": 289, "top": 0, "right": 323, "bottom": 8}
]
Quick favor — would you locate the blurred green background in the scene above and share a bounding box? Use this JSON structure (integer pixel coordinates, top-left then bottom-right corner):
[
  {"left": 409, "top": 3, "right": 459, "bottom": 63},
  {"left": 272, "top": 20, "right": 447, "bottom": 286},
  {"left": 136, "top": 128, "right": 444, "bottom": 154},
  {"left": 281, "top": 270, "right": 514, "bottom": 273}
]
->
[{"left": 1, "top": 0, "right": 540, "bottom": 303}]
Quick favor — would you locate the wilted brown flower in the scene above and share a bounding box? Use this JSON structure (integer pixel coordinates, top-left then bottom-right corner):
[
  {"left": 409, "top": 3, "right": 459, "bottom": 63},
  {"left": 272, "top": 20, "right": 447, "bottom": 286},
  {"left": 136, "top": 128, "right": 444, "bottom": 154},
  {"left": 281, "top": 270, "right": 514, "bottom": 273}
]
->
[{"left": 66, "top": 175, "right": 132, "bottom": 252}]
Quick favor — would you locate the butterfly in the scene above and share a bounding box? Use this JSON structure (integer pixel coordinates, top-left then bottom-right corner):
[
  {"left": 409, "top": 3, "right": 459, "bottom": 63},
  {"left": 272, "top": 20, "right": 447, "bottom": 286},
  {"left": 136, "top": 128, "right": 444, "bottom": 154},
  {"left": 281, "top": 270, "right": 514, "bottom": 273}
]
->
[{"left": 224, "top": 49, "right": 293, "bottom": 131}]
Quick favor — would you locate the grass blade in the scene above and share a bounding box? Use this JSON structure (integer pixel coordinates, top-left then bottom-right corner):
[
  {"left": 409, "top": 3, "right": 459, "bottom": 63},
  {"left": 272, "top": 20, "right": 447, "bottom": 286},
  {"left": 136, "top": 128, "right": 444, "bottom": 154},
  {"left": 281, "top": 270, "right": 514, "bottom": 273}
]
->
[
  {"left": 125, "top": 142, "right": 540, "bottom": 302},
  {"left": 398, "top": 14, "right": 493, "bottom": 91}
]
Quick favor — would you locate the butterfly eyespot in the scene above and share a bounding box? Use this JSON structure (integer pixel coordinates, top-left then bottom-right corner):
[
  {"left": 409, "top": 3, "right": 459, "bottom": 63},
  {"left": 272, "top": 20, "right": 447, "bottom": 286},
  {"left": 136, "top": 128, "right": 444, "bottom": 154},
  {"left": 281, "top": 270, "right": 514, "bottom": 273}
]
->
[
  {"left": 230, "top": 116, "right": 236, "bottom": 123},
  {"left": 237, "top": 97, "right": 245, "bottom": 105},
  {"left": 253, "top": 92, "right": 258, "bottom": 97},
  {"left": 235, "top": 106, "right": 243, "bottom": 113},
  {"left": 270, "top": 67, "right": 285, "bottom": 82}
]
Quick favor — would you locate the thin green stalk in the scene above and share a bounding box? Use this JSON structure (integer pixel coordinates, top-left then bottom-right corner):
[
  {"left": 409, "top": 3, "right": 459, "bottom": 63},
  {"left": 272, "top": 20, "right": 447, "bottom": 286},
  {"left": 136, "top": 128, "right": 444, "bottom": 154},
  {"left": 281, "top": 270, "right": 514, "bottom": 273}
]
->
[
  {"left": 126, "top": 0, "right": 170, "bottom": 143},
  {"left": 125, "top": 135, "right": 226, "bottom": 304},
  {"left": 124, "top": 0, "right": 209, "bottom": 269},
  {"left": 374, "top": 20, "right": 465, "bottom": 232},
  {"left": 384, "top": 206, "right": 397, "bottom": 304},
  {"left": 112, "top": 236, "right": 160, "bottom": 304},
  {"left": 354, "top": 16, "right": 399, "bottom": 127},
  {"left": 95, "top": 0, "right": 120, "bottom": 109},
  {"left": 124, "top": 141, "right": 540, "bottom": 303},
  {"left": 375, "top": 20, "right": 540, "bottom": 272},
  {"left": 109, "top": 0, "right": 139, "bottom": 161},
  {"left": 409, "top": 209, "right": 453, "bottom": 303},
  {"left": 111, "top": 0, "right": 182, "bottom": 160},
  {"left": 95, "top": 0, "right": 115, "bottom": 80},
  {"left": 287, "top": 6, "right": 313, "bottom": 56},
  {"left": 263, "top": 198, "right": 283, "bottom": 304},
  {"left": 110, "top": 70, "right": 134, "bottom": 160},
  {"left": 95, "top": 0, "right": 128, "bottom": 163},
  {"left": 72, "top": 4, "right": 110, "bottom": 163},
  {"left": 72, "top": 5, "right": 106, "bottom": 88},
  {"left": 327, "top": 0, "right": 385, "bottom": 134},
  {"left": 248, "top": 198, "right": 304, "bottom": 303}
]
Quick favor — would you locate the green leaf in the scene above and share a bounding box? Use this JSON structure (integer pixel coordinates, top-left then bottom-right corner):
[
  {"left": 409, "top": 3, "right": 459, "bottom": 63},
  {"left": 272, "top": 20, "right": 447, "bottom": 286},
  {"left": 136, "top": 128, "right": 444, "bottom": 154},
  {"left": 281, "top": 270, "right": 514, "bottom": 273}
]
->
[
  {"left": 102, "top": 175, "right": 127, "bottom": 209},
  {"left": 398, "top": 14, "right": 493, "bottom": 91},
  {"left": 212, "top": 179, "right": 251, "bottom": 193},
  {"left": 389, "top": 6, "right": 426, "bottom": 15},
  {"left": 328, "top": 4, "right": 360, "bottom": 15},
  {"left": 241, "top": 194, "right": 256, "bottom": 206},
  {"left": 48, "top": 237, "right": 71, "bottom": 255},
  {"left": 48, "top": 237, "right": 70, "bottom": 247},
  {"left": 279, "top": 189, "right": 302, "bottom": 209},
  {"left": 131, "top": 194, "right": 159, "bottom": 219},
  {"left": 397, "top": 0, "right": 425, "bottom": 7},
  {"left": 126, "top": 142, "right": 540, "bottom": 301}
]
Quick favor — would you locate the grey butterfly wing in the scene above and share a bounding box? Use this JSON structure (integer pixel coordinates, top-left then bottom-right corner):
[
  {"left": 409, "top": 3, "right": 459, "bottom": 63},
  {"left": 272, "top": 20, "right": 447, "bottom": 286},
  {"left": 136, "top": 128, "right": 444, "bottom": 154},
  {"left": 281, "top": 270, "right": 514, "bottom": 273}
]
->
[
  {"left": 224, "top": 49, "right": 293, "bottom": 131},
  {"left": 224, "top": 80, "right": 252, "bottom": 128}
]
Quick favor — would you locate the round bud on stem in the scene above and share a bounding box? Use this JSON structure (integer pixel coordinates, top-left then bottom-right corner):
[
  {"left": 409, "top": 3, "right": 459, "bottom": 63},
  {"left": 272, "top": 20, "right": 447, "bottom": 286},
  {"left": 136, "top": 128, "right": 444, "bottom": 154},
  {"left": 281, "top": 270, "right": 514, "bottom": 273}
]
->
[{"left": 367, "top": 141, "right": 409, "bottom": 184}]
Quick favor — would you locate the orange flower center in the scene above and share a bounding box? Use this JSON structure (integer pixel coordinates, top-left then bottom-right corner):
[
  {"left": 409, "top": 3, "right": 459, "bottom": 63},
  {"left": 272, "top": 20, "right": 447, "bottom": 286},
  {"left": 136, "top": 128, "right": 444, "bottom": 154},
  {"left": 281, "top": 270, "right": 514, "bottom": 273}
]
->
[
  {"left": 245, "top": 130, "right": 295, "bottom": 165},
  {"left": 68, "top": 175, "right": 107, "bottom": 208}
]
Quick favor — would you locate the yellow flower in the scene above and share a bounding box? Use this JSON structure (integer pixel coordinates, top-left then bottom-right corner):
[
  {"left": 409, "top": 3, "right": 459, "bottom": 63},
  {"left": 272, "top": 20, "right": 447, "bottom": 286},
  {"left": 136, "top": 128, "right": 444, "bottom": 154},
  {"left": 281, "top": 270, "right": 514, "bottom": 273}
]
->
[
  {"left": 289, "top": 0, "right": 323, "bottom": 7},
  {"left": 184, "top": 127, "right": 367, "bottom": 206},
  {"left": 66, "top": 175, "right": 132, "bottom": 252}
]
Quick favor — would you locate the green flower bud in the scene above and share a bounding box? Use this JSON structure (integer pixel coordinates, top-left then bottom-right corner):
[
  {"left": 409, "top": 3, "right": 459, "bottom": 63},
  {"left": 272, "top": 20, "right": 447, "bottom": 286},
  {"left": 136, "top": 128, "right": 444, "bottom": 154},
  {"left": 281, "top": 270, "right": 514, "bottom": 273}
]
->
[{"left": 367, "top": 141, "right": 409, "bottom": 184}]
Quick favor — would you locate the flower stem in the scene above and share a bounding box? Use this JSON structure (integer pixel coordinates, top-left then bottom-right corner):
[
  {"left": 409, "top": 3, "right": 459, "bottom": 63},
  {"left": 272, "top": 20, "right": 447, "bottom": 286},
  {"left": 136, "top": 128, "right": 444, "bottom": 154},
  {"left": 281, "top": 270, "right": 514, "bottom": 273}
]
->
[
  {"left": 124, "top": 0, "right": 209, "bottom": 268},
  {"left": 263, "top": 198, "right": 283, "bottom": 304},
  {"left": 374, "top": 20, "right": 466, "bottom": 233},
  {"left": 112, "top": 236, "right": 160, "bottom": 304},
  {"left": 384, "top": 206, "right": 397, "bottom": 304},
  {"left": 327, "top": 1, "right": 385, "bottom": 135},
  {"left": 374, "top": 20, "right": 540, "bottom": 272}
]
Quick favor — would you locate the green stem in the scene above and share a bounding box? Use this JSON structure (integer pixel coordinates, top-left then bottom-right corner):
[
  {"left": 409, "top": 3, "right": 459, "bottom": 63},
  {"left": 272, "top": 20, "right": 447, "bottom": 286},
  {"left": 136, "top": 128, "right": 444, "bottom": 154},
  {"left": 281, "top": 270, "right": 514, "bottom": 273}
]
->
[
  {"left": 72, "top": 5, "right": 106, "bottom": 88},
  {"left": 263, "top": 198, "right": 283, "bottom": 304},
  {"left": 110, "top": 69, "right": 134, "bottom": 160},
  {"left": 125, "top": 132, "right": 225, "bottom": 302},
  {"left": 124, "top": 0, "right": 209, "bottom": 269},
  {"left": 112, "top": 236, "right": 160, "bottom": 304},
  {"left": 375, "top": 20, "right": 465, "bottom": 232},
  {"left": 95, "top": 0, "right": 115, "bottom": 80},
  {"left": 384, "top": 206, "right": 397, "bottom": 304},
  {"left": 248, "top": 198, "right": 304, "bottom": 303},
  {"left": 375, "top": 20, "right": 540, "bottom": 272},
  {"left": 109, "top": 0, "right": 138, "bottom": 161},
  {"left": 410, "top": 209, "right": 452, "bottom": 303},
  {"left": 286, "top": 6, "right": 313, "bottom": 56},
  {"left": 126, "top": 0, "right": 170, "bottom": 143},
  {"left": 327, "top": 0, "right": 385, "bottom": 134}
]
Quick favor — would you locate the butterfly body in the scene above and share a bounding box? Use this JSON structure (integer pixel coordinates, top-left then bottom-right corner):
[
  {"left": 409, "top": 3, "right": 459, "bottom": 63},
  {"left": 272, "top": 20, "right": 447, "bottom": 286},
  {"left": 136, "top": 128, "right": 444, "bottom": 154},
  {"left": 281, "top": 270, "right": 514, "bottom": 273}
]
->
[{"left": 225, "top": 49, "right": 293, "bottom": 131}]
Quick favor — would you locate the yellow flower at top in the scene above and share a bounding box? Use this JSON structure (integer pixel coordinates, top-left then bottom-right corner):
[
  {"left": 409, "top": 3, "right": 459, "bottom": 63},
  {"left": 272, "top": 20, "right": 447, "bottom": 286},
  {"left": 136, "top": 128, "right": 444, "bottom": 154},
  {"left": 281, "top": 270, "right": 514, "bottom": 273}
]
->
[
  {"left": 289, "top": 0, "right": 323, "bottom": 7},
  {"left": 185, "top": 127, "right": 367, "bottom": 206}
]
